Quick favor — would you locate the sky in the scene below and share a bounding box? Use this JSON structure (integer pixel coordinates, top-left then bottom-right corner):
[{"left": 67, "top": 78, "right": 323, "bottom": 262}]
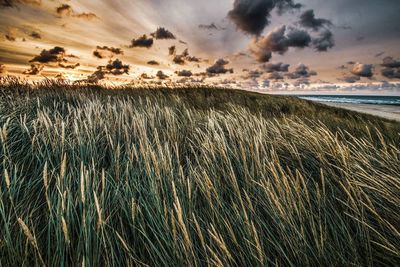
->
[{"left": 1, "top": 0, "right": 400, "bottom": 94}]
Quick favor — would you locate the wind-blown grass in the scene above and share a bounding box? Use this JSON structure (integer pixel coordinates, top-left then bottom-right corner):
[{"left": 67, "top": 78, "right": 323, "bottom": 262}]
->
[{"left": 0, "top": 79, "right": 399, "bottom": 266}]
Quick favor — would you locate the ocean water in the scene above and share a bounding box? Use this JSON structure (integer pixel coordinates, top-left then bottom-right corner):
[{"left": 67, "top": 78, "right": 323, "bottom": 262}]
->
[{"left": 294, "top": 95, "right": 400, "bottom": 105}]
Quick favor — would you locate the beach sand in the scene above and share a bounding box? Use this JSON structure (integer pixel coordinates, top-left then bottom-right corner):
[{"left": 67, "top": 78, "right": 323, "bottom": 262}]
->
[{"left": 319, "top": 102, "right": 400, "bottom": 122}]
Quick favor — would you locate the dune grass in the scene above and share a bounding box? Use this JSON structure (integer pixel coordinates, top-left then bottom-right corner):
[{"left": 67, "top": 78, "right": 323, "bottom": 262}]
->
[{"left": 0, "top": 79, "right": 399, "bottom": 266}]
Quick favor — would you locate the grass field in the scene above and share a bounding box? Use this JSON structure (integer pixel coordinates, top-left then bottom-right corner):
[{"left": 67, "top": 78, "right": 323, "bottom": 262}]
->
[{"left": 0, "top": 78, "right": 399, "bottom": 266}]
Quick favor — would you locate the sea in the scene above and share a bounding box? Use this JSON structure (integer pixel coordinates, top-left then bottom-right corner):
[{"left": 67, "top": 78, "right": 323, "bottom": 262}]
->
[{"left": 293, "top": 95, "right": 400, "bottom": 106}]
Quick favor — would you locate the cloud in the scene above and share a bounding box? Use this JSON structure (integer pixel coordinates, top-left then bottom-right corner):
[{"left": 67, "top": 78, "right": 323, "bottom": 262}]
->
[
  {"left": 56, "top": 4, "right": 98, "bottom": 20},
  {"left": 249, "top": 25, "right": 311, "bottom": 62},
  {"left": 156, "top": 70, "right": 168, "bottom": 79},
  {"left": 140, "top": 73, "right": 154, "bottom": 80},
  {"left": 206, "top": 58, "right": 233, "bottom": 74},
  {"left": 287, "top": 64, "right": 317, "bottom": 79},
  {"left": 147, "top": 60, "right": 160, "bottom": 65},
  {"left": 1, "top": 0, "right": 41, "bottom": 8},
  {"left": 87, "top": 68, "right": 106, "bottom": 83},
  {"left": 130, "top": 35, "right": 154, "bottom": 48},
  {"left": 23, "top": 64, "right": 43, "bottom": 75},
  {"left": 87, "top": 59, "right": 129, "bottom": 83},
  {"left": 381, "top": 56, "right": 400, "bottom": 68},
  {"left": 168, "top": 45, "right": 176, "bottom": 56},
  {"left": 286, "top": 28, "right": 312, "bottom": 47},
  {"left": 227, "top": 0, "right": 301, "bottom": 36},
  {"left": 93, "top": 46, "right": 124, "bottom": 59},
  {"left": 299, "top": 10, "right": 332, "bottom": 31},
  {"left": 5, "top": 27, "right": 18, "bottom": 41},
  {"left": 29, "top": 46, "right": 66, "bottom": 64},
  {"left": 59, "top": 63, "right": 80, "bottom": 69},
  {"left": 380, "top": 57, "right": 400, "bottom": 79},
  {"left": 187, "top": 56, "right": 201, "bottom": 62},
  {"left": 312, "top": 30, "right": 335, "bottom": 52},
  {"left": 382, "top": 68, "right": 400, "bottom": 79},
  {"left": 341, "top": 75, "right": 361, "bottom": 83},
  {"left": 351, "top": 63, "right": 373, "bottom": 77},
  {"left": 267, "top": 71, "right": 284, "bottom": 80},
  {"left": 233, "top": 51, "right": 248, "bottom": 59},
  {"left": 173, "top": 55, "right": 185, "bottom": 65},
  {"left": 105, "top": 59, "right": 129, "bottom": 75},
  {"left": 171, "top": 48, "right": 201, "bottom": 65},
  {"left": 293, "top": 78, "right": 310, "bottom": 86},
  {"left": 375, "top": 52, "right": 384, "bottom": 57},
  {"left": 262, "top": 62, "right": 290, "bottom": 72},
  {"left": 198, "top": 23, "right": 219, "bottom": 30},
  {"left": 176, "top": 70, "right": 193, "bottom": 77},
  {"left": 56, "top": 4, "right": 72, "bottom": 15},
  {"left": 72, "top": 12, "right": 99, "bottom": 21},
  {"left": 0, "top": 64, "right": 7, "bottom": 76},
  {"left": 30, "top": 31, "right": 41, "bottom": 39},
  {"left": 243, "top": 69, "right": 263, "bottom": 80},
  {"left": 151, "top": 27, "right": 176, "bottom": 39}
]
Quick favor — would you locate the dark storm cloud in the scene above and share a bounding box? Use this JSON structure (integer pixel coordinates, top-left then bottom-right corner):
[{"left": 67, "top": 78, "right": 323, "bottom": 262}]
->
[
  {"left": 299, "top": 10, "right": 332, "bottom": 31},
  {"left": 262, "top": 62, "right": 290, "bottom": 72},
  {"left": 147, "top": 60, "right": 159, "bottom": 65},
  {"left": 227, "top": 0, "right": 302, "bottom": 36},
  {"left": 381, "top": 56, "right": 400, "bottom": 68},
  {"left": 168, "top": 45, "right": 176, "bottom": 56},
  {"left": 30, "top": 31, "right": 41, "bottom": 39},
  {"left": 286, "top": 64, "right": 317, "bottom": 79},
  {"left": 206, "top": 58, "right": 233, "bottom": 74},
  {"left": 312, "top": 30, "right": 335, "bottom": 52},
  {"left": 249, "top": 25, "right": 311, "bottom": 62},
  {"left": 151, "top": 27, "right": 176, "bottom": 39},
  {"left": 130, "top": 35, "right": 154, "bottom": 48},
  {"left": 93, "top": 46, "right": 124, "bottom": 59},
  {"left": 23, "top": 64, "right": 43, "bottom": 75},
  {"left": 286, "top": 28, "right": 312, "bottom": 47},
  {"left": 29, "top": 46, "right": 66, "bottom": 64},
  {"left": 156, "top": 70, "right": 168, "bottom": 79},
  {"left": 176, "top": 70, "right": 193, "bottom": 77},
  {"left": 351, "top": 63, "right": 373, "bottom": 77}
]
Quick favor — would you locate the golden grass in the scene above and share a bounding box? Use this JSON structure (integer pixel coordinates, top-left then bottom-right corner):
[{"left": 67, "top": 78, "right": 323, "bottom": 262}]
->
[{"left": 0, "top": 79, "right": 399, "bottom": 266}]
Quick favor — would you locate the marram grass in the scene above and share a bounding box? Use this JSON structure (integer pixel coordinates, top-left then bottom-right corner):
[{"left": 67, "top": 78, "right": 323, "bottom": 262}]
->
[{"left": 0, "top": 79, "right": 399, "bottom": 266}]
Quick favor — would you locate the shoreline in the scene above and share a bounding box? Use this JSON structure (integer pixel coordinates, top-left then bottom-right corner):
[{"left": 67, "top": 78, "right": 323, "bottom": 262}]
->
[{"left": 317, "top": 101, "right": 400, "bottom": 122}]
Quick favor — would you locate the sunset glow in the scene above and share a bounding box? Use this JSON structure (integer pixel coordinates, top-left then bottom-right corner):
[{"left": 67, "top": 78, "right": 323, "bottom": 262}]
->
[{"left": 1, "top": 0, "right": 400, "bottom": 94}]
